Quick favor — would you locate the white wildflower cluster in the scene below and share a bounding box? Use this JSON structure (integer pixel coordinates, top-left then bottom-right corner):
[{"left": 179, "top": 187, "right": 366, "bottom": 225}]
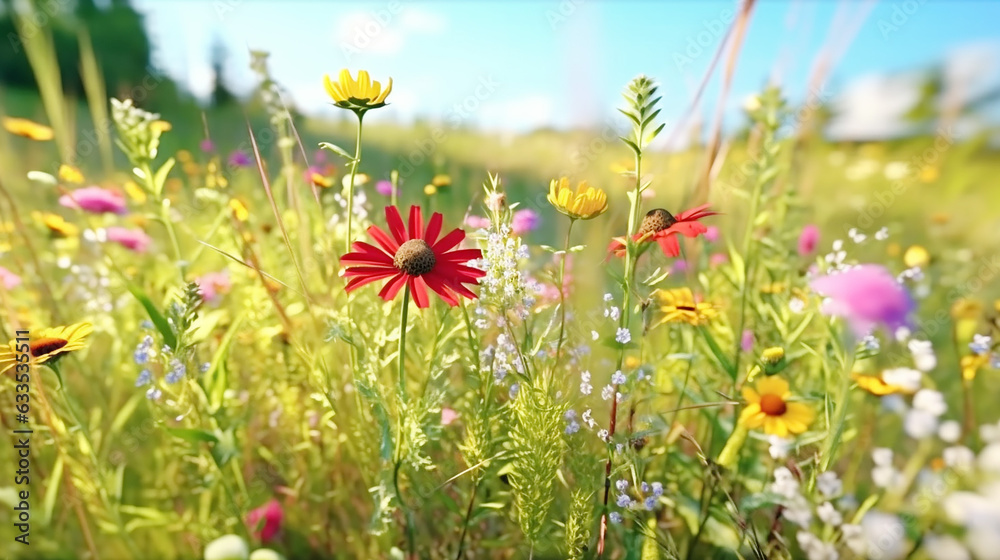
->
[
  {"left": 970, "top": 334, "right": 993, "bottom": 356},
  {"left": 327, "top": 188, "right": 369, "bottom": 228},
  {"left": 823, "top": 239, "right": 848, "bottom": 272},
  {"left": 904, "top": 388, "right": 948, "bottom": 439},
  {"left": 908, "top": 339, "right": 937, "bottom": 372},
  {"left": 479, "top": 332, "right": 524, "bottom": 383},
  {"left": 471, "top": 222, "right": 534, "bottom": 322}
]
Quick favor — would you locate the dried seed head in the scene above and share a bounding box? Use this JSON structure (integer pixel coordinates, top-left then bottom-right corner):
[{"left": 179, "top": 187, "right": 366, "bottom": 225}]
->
[
  {"left": 394, "top": 239, "right": 436, "bottom": 276},
  {"left": 638, "top": 208, "right": 676, "bottom": 236}
]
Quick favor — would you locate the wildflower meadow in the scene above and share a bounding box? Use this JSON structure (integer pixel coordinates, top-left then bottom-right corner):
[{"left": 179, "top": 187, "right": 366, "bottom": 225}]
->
[{"left": 1, "top": 1, "right": 1000, "bottom": 559}]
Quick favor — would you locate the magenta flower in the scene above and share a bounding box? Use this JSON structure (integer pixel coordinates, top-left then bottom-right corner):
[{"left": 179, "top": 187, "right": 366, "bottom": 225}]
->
[
  {"left": 0, "top": 266, "right": 21, "bottom": 290},
  {"left": 59, "top": 186, "right": 127, "bottom": 215},
  {"left": 228, "top": 150, "right": 252, "bottom": 168},
  {"left": 195, "top": 271, "right": 232, "bottom": 304},
  {"left": 375, "top": 180, "right": 394, "bottom": 196},
  {"left": 671, "top": 260, "right": 689, "bottom": 274},
  {"left": 247, "top": 499, "right": 283, "bottom": 544},
  {"left": 810, "top": 264, "right": 914, "bottom": 337},
  {"left": 704, "top": 226, "right": 720, "bottom": 243},
  {"left": 798, "top": 224, "right": 820, "bottom": 256},
  {"left": 465, "top": 215, "right": 491, "bottom": 230},
  {"left": 512, "top": 209, "right": 540, "bottom": 235},
  {"left": 106, "top": 227, "right": 152, "bottom": 252},
  {"left": 441, "top": 407, "right": 459, "bottom": 426},
  {"left": 200, "top": 138, "right": 215, "bottom": 153},
  {"left": 741, "top": 330, "right": 755, "bottom": 353}
]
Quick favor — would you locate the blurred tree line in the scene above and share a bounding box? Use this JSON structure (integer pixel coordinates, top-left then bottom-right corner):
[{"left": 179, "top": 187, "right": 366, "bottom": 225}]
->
[{"left": 0, "top": 0, "right": 237, "bottom": 113}]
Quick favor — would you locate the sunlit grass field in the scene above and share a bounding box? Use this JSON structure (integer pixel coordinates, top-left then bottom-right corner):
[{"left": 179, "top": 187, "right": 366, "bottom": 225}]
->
[{"left": 2, "top": 14, "right": 1000, "bottom": 560}]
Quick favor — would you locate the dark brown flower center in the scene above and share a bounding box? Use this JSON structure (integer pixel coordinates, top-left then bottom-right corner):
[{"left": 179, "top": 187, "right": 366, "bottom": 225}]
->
[
  {"left": 30, "top": 337, "right": 68, "bottom": 358},
  {"left": 759, "top": 394, "right": 787, "bottom": 416},
  {"left": 394, "top": 239, "right": 436, "bottom": 276},
  {"left": 637, "top": 208, "right": 677, "bottom": 236}
]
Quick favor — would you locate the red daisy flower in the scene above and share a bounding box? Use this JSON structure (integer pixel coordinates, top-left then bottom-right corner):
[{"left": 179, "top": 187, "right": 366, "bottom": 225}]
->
[
  {"left": 609, "top": 204, "right": 718, "bottom": 258},
  {"left": 342, "top": 205, "right": 485, "bottom": 308}
]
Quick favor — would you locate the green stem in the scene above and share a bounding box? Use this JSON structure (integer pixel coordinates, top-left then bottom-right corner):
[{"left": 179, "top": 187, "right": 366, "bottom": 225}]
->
[
  {"left": 552, "top": 218, "right": 576, "bottom": 376},
  {"left": 141, "top": 161, "right": 185, "bottom": 278},
  {"left": 345, "top": 113, "right": 365, "bottom": 254},
  {"left": 398, "top": 285, "right": 410, "bottom": 398}
]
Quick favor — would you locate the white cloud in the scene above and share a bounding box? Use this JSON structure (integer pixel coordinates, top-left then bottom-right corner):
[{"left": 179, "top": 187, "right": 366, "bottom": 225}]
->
[
  {"left": 826, "top": 73, "right": 923, "bottom": 141},
  {"left": 477, "top": 94, "right": 556, "bottom": 133},
  {"left": 334, "top": 7, "right": 446, "bottom": 60}
]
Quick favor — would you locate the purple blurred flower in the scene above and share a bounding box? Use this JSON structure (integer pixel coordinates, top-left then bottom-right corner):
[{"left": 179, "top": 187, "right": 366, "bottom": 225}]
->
[
  {"left": 741, "top": 330, "right": 755, "bottom": 353},
  {"left": 59, "top": 186, "right": 127, "bottom": 215},
  {"left": 313, "top": 149, "right": 328, "bottom": 165},
  {"left": 0, "top": 266, "right": 21, "bottom": 290},
  {"left": 199, "top": 138, "right": 215, "bottom": 153},
  {"left": 512, "top": 209, "right": 540, "bottom": 235},
  {"left": 228, "top": 150, "right": 252, "bottom": 168},
  {"left": 798, "top": 224, "right": 820, "bottom": 256},
  {"left": 195, "top": 271, "right": 232, "bottom": 304},
  {"left": 375, "top": 180, "right": 394, "bottom": 196},
  {"left": 105, "top": 227, "right": 152, "bottom": 253},
  {"left": 704, "top": 226, "right": 720, "bottom": 243},
  {"left": 465, "top": 215, "right": 491, "bottom": 230},
  {"left": 810, "top": 264, "right": 914, "bottom": 337},
  {"left": 671, "top": 260, "right": 689, "bottom": 274}
]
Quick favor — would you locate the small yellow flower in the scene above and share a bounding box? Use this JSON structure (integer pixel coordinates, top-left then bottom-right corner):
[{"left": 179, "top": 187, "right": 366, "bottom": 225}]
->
[
  {"left": 3, "top": 117, "right": 54, "bottom": 141},
  {"left": 624, "top": 356, "right": 641, "bottom": 370},
  {"left": 962, "top": 354, "right": 989, "bottom": 382},
  {"left": 904, "top": 245, "right": 929, "bottom": 268},
  {"left": 424, "top": 184, "right": 437, "bottom": 196},
  {"left": 760, "top": 282, "right": 786, "bottom": 294},
  {"left": 919, "top": 166, "right": 939, "bottom": 183},
  {"left": 176, "top": 149, "right": 193, "bottom": 163},
  {"left": 311, "top": 173, "right": 334, "bottom": 189},
  {"left": 930, "top": 212, "right": 950, "bottom": 224},
  {"left": 0, "top": 322, "right": 93, "bottom": 375},
  {"left": 852, "top": 372, "right": 910, "bottom": 396},
  {"left": 229, "top": 198, "right": 249, "bottom": 222},
  {"left": 739, "top": 376, "right": 814, "bottom": 437},
  {"left": 33, "top": 212, "right": 79, "bottom": 237},
  {"left": 323, "top": 69, "right": 393, "bottom": 114},
  {"left": 762, "top": 347, "right": 784, "bottom": 364},
  {"left": 547, "top": 177, "right": 608, "bottom": 220},
  {"left": 124, "top": 181, "right": 147, "bottom": 204},
  {"left": 151, "top": 120, "right": 172, "bottom": 133},
  {"left": 653, "top": 287, "right": 718, "bottom": 328},
  {"left": 58, "top": 164, "right": 84, "bottom": 184},
  {"left": 431, "top": 174, "right": 451, "bottom": 188}
]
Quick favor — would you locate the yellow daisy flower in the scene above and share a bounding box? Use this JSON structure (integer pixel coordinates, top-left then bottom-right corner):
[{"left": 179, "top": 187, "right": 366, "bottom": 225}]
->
[
  {"left": 0, "top": 322, "right": 93, "bottom": 375},
  {"left": 311, "top": 173, "right": 334, "bottom": 189},
  {"left": 904, "top": 245, "right": 929, "bottom": 268},
  {"left": 962, "top": 354, "right": 990, "bottom": 382},
  {"left": 323, "top": 69, "right": 393, "bottom": 114},
  {"left": 739, "top": 376, "right": 814, "bottom": 437},
  {"left": 547, "top": 177, "right": 608, "bottom": 220},
  {"left": 3, "top": 117, "right": 54, "bottom": 141},
  {"left": 431, "top": 174, "right": 452, "bottom": 188},
  {"left": 229, "top": 198, "right": 250, "bottom": 222},
  {"left": 33, "top": 212, "right": 79, "bottom": 238},
  {"left": 852, "top": 372, "right": 909, "bottom": 396},
  {"left": 423, "top": 184, "right": 437, "bottom": 196},
  {"left": 58, "top": 164, "right": 85, "bottom": 184},
  {"left": 652, "top": 287, "right": 718, "bottom": 327}
]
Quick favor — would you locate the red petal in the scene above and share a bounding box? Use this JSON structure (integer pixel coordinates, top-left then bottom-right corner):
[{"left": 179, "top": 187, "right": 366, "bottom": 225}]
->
[
  {"left": 433, "top": 228, "right": 466, "bottom": 253},
  {"left": 675, "top": 204, "right": 718, "bottom": 222},
  {"left": 378, "top": 273, "right": 407, "bottom": 301},
  {"left": 341, "top": 243, "right": 393, "bottom": 265},
  {"left": 346, "top": 270, "right": 397, "bottom": 292},
  {"left": 385, "top": 206, "right": 407, "bottom": 244},
  {"left": 344, "top": 265, "right": 397, "bottom": 277},
  {"left": 608, "top": 237, "right": 627, "bottom": 257},
  {"left": 438, "top": 248, "right": 482, "bottom": 263},
  {"left": 424, "top": 212, "right": 443, "bottom": 244},
  {"left": 423, "top": 272, "right": 460, "bottom": 306},
  {"left": 408, "top": 206, "right": 424, "bottom": 240},
  {"left": 666, "top": 221, "right": 708, "bottom": 238},
  {"left": 409, "top": 276, "right": 430, "bottom": 308},
  {"left": 656, "top": 234, "right": 681, "bottom": 257},
  {"left": 368, "top": 225, "right": 399, "bottom": 254}
]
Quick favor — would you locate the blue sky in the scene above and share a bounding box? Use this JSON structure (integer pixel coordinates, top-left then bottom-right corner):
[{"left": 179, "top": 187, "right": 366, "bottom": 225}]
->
[{"left": 134, "top": 1, "right": 1000, "bottom": 137}]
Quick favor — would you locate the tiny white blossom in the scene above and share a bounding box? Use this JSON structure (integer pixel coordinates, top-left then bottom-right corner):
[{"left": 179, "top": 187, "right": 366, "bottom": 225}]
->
[
  {"left": 817, "top": 502, "right": 843, "bottom": 526},
  {"left": 939, "top": 420, "right": 962, "bottom": 443},
  {"left": 601, "top": 385, "right": 615, "bottom": 401},
  {"left": 875, "top": 227, "right": 889, "bottom": 241},
  {"left": 615, "top": 328, "right": 631, "bottom": 344},
  {"left": 913, "top": 389, "right": 947, "bottom": 416},
  {"left": 881, "top": 368, "right": 922, "bottom": 393},
  {"left": 611, "top": 370, "right": 626, "bottom": 385},
  {"left": 768, "top": 436, "right": 791, "bottom": 459},
  {"left": 816, "top": 471, "right": 842, "bottom": 498},
  {"left": 943, "top": 446, "right": 976, "bottom": 471},
  {"left": 970, "top": 334, "right": 992, "bottom": 356},
  {"left": 904, "top": 409, "right": 940, "bottom": 439},
  {"left": 923, "top": 534, "right": 970, "bottom": 560}
]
